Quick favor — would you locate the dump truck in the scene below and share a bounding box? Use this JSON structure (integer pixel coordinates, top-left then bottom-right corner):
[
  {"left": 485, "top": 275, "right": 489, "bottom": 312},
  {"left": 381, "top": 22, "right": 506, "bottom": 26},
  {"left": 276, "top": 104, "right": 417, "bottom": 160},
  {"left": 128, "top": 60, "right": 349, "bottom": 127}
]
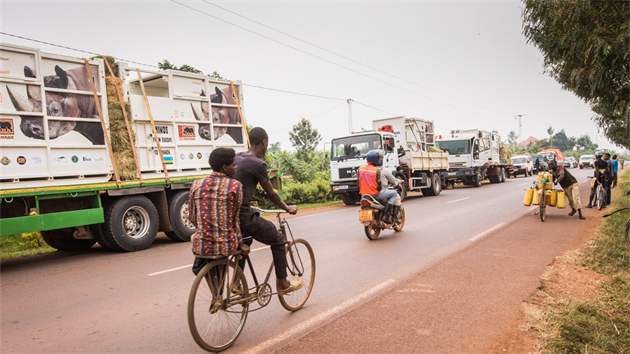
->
[
  {"left": 436, "top": 129, "right": 513, "bottom": 187},
  {"left": 329, "top": 116, "right": 449, "bottom": 205},
  {"left": 0, "top": 43, "right": 249, "bottom": 251}
]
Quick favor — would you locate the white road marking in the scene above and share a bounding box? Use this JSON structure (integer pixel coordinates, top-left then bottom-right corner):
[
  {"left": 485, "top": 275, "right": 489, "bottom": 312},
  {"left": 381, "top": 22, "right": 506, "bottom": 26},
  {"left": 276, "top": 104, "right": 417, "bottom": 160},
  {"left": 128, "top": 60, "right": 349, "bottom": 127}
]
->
[
  {"left": 446, "top": 197, "right": 471, "bottom": 204},
  {"left": 147, "top": 245, "right": 270, "bottom": 276},
  {"left": 468, "top": 223, "right": 506, "bottom": 242},
  {"left": 519, "top": 182, "right": 530, "bottom": 186},
  {"left": 242, "top": 279, "right": 396, "bottom": 354}
]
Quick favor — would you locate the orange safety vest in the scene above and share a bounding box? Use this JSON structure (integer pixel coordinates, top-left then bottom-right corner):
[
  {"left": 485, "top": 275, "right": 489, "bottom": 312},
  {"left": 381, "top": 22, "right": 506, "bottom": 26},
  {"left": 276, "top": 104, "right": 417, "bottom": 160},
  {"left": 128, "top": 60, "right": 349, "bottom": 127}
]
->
[{"left": 358, "top": 165, "right": 380, "bottom": 196}]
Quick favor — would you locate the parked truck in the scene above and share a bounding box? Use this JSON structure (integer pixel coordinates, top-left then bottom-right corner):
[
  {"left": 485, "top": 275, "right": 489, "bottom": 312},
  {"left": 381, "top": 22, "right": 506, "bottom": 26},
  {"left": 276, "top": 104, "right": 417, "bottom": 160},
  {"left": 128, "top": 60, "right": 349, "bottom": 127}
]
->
[
  {"left": 0, "top": 43, "right": 249, "bottom": 251},
  {"left": 329, "top": 116, "right": 449, "bottom": 205},
  {"left": 436, "top": 129, "right": 513, "bottom": 187}
]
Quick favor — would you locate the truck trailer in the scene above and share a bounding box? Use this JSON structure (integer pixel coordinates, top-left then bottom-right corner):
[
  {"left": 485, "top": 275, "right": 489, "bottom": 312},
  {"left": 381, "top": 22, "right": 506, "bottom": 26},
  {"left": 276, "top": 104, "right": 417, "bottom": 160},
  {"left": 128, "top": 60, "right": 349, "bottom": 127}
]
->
[
  {"left": 437, "top": 129, "right": 513, "bottom": 187},
  {"left": 329, "top": 116, "right": 449, "bottom": 205},
  {"left": 0, "top": 43, "right": 248, "bottom": 251}
]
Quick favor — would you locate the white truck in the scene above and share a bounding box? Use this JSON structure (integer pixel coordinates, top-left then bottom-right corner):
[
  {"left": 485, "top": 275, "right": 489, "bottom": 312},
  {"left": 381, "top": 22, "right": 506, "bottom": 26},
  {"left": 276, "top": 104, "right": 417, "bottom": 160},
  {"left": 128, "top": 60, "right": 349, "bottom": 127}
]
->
[
  {"left": 437, "top": 129, "right": 514, "bottom": 187},
  {"left": 329, "top": 116, "right": 449, "bottom": 205}
]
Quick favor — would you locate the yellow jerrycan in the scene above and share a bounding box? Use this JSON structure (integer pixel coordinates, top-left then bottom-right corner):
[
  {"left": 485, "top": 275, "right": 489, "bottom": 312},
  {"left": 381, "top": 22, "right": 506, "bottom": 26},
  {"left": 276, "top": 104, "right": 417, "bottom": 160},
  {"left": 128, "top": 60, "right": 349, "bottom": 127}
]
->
[
  {"left": 557, "top": 191, "right": 567, "bottom": 208},
  {"left": 549, "top": 190, "right": 558, "bottom": 207},
  {"left": 537, "top": 172, "right": 544, "bottom": 182},
  {"left": 532, "top": 189, "right": 541, "bottom": 205},
  {"left": 523, "top": 188, "right": 534, "bottom": 206}
]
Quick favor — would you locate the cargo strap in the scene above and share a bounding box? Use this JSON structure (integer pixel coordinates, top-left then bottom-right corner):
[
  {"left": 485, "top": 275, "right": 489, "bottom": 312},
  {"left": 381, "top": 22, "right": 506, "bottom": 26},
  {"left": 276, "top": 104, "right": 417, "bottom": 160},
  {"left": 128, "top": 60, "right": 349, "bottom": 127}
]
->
[
  {"left": 136, "top": 69, "right": 169, "bottom": 182},
  {"left": 230, "top": 80, "right": 250, "bottom": 148},
  {"left": 83, "top": 58, "right": 121, "bottom": 186},
  {"left": 104, "top": 60, "right": 143, "bottom": 185}
]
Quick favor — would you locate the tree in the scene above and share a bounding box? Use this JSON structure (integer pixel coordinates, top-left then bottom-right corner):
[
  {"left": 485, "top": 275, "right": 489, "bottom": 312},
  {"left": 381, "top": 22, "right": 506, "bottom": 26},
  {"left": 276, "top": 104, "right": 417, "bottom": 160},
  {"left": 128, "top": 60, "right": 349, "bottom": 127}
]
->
[
  {"left": 158, "top": 60, "right": 225, "bottom": 80},
  {"left": 289, "top": 118, "right": 322, "bottom": 162},
  {"left": 507, "top": 130, "right": 519, "bottom": 147},
  {"left": 522, "top": 1, "right": 630, "bottom": 148},
  {"left": 547, "top": 126, "right": 554, "bottom": 148},
  {"left": 552, "top": 129, "right": 575, "bottom": 152}
]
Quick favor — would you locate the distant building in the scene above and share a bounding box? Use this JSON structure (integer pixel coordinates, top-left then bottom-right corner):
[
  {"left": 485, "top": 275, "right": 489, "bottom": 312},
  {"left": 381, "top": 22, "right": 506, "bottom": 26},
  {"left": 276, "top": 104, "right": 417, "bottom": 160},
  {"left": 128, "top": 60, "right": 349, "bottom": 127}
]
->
[{"left": 519, "top": 136, "right": 539, "bottom": 148}]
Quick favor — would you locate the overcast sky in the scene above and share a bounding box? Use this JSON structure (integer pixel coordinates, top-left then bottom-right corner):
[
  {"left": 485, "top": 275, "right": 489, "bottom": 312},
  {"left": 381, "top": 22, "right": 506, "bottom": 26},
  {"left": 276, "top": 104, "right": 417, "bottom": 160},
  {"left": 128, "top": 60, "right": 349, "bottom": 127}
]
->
[{"left": 1, "top": 0, "right": 622, "bottom": 152}]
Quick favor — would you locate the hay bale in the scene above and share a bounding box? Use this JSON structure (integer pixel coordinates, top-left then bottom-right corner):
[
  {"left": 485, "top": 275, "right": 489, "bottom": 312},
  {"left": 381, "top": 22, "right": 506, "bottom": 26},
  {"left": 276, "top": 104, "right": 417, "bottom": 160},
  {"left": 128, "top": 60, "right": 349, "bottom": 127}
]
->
[
  {"left": 428, "top": 146, "right": 444, "bottom": 153},
  {"left": 106, "top": 93, "right": 138, "bottom": 180}
]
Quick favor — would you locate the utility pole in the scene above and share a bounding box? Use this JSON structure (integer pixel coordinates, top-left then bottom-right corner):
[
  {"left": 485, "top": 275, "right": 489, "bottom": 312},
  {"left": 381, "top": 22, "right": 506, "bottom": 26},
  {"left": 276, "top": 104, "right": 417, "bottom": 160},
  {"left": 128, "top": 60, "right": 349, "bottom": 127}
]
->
[
  {"left": 347, "top": 98, "right": 353, "bottom": 134},
  {"left": 514, "top": 114, "right": 526, "bottom": 146}
]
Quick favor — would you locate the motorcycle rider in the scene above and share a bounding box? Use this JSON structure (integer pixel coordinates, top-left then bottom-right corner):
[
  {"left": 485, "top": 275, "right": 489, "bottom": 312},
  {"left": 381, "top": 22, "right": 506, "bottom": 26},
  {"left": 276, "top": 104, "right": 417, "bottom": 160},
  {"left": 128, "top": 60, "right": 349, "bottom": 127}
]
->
[{"left": 358, "top": 150, "right": 402, "bottom": 224}]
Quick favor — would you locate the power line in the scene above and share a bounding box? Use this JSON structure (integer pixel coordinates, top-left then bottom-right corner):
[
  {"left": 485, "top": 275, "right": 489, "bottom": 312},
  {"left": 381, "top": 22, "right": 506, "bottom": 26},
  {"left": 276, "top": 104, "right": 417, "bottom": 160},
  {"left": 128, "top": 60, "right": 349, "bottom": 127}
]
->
[
  {"left": 269, "top": 101, "right": 347, "bottom": 135},
  {"left": 243, "top": 83, "right": 344, "bottom": 101},
  {"left": 170, "top": 0, "right": 514, "bottom": 126},
  {"left": 353, "top": 101, "right": 398, "bottom": 116},
  {"left": 205, "top": 1, "right": 516, "bottom": 117},
  {"left": 0, "top": 32, "right": 160, "bottom": 69}
]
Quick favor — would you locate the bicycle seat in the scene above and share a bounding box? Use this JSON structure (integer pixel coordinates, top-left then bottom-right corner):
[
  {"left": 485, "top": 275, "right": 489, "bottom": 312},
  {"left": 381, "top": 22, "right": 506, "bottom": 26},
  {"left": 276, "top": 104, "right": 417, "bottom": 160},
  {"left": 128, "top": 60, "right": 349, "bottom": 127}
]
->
[{"left": 360, "top": 195, "right": 386, "bottom": 210}]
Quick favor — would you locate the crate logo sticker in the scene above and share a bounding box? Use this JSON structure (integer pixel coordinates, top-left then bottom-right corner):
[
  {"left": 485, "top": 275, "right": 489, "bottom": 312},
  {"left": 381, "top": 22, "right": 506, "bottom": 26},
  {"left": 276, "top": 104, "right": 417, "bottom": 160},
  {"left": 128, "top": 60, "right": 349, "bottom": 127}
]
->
[
  {"left": 71, "top": 155, "right": 79, "bottom": 163},
  {"left": 197, "top": 152, "right": 202, "bottom": 159},
  {"left": 180, "top": 153, "right": 186, "bottom": 161},
  {"left": 174, "top": 110, "right": 180, "bottom": 119},
  {"left": 54, "top": 156, "right": 68, "bottom": 164},
  {"left": 163, "top": 156, "right": 174, "bottom": 165},
  {"left": 1, "top": 156, "right": 10, "bottom": 166},
  {"left": 0, "top": 119, "right": 14, "bottom": 139},
  {"left": 188, "top": 153, "right": 194, "bottom": 160},
  {"left": 192, "top": 82, "right": 203, "bottom": 95},
  {"left": 155, "top": 126, "right": 169, "bottom": 135},
  {"left": 16, "top": 156, "right": 26, "bottom": 165},
  {"left": 178, "top": 125, "right": 195, "bottom": 140}
]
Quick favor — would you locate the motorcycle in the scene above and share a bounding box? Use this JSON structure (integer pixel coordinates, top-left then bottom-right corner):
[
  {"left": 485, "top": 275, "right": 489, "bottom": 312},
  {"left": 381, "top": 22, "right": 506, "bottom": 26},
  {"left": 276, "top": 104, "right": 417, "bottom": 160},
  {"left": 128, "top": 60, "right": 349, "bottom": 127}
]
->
[{"left": 358, "top": 194, "right": 405, "bottom": 240}]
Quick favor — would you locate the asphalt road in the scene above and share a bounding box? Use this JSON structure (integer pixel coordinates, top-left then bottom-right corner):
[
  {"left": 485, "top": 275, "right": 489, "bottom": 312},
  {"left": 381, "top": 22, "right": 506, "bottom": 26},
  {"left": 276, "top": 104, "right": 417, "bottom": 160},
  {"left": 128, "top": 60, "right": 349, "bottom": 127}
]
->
[{"left": 0, "top": 168, "right": 596, "bottom": 353}]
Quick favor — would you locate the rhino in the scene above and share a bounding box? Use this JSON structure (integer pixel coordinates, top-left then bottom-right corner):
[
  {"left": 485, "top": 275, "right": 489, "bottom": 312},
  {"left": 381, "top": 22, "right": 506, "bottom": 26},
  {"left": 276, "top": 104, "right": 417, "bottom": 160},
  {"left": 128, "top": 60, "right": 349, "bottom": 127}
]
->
[
  {"left": 6, "top": 65, "right": 105, "bottom": 145},
  {"left": 191, "top": 86, "right": 242, "bottom": 143}
]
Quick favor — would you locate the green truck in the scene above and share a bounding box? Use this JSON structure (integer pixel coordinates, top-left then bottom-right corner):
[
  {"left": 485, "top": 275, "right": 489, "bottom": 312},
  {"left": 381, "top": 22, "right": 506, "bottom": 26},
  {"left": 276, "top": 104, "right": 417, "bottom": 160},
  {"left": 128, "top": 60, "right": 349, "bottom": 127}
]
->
[{"left": 0, "top": 43, "right": 249, "bottom": 251}]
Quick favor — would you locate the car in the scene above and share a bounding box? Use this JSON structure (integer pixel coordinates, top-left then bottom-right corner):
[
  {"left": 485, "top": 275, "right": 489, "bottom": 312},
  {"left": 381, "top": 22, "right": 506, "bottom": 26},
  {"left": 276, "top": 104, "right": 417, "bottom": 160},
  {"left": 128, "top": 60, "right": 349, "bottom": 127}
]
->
[
  {"left": 512, "top": 154, "right": 534, "bottom": 177},
  {"left": 564, "top": 156, "right": 578, "bottom": 168},
  {"left": 532, "top": 154, "right": 550, "bottom": 173},
  {"left": 579, "top": 155, "right": 595, "bottom": 169}
]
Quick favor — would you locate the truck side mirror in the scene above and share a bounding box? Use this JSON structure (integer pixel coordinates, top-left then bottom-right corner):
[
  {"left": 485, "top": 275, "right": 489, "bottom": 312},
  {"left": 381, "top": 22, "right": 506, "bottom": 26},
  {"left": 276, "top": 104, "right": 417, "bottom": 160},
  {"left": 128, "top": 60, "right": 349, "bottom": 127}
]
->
[{"left": 397, "top": 146, "right": 406, "bottom": 158}]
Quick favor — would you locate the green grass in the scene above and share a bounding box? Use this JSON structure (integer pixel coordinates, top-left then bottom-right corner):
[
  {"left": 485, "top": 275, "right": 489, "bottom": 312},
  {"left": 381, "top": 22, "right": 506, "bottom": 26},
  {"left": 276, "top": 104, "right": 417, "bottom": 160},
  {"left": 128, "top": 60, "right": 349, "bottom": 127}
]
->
[
  {"left": 533, "top": 171, "right": 630, "bottom": 354},
  {"left": 297, "top": 200, "right": 343, "bottom": 210},
  {"left": 0, "top": 232, "right": 55, "bottom": 260}
]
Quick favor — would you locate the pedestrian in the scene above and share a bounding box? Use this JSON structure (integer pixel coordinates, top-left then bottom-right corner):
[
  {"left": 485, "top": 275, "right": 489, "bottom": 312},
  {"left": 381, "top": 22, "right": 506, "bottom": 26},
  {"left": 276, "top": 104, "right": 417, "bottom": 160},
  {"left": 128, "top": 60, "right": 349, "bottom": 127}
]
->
[
  {"left": 611, "top": 155, "right": 619, "bottom": 188},
  {"left": 603, "top": 153, "right": 613, "bottom": 205},
  {"left": 549, "top": 160, "right": 585, "bottom": 220},
  {"left": 620, "top": 157, "right": 625, "bottom": 170},
  {"left": 586, "top": 153, "right": 609, "bottom": 208}
]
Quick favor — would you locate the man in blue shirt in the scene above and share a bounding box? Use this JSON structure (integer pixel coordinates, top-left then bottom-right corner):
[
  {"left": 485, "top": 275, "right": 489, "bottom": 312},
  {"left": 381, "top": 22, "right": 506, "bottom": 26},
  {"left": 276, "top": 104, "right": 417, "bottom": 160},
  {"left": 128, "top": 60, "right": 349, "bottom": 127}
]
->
[
  {"left": 612, "top": 155, "right": 619, "bottom": 188},
  {"left": 603, "top": 153, "right": 613, "bottom": 205}
]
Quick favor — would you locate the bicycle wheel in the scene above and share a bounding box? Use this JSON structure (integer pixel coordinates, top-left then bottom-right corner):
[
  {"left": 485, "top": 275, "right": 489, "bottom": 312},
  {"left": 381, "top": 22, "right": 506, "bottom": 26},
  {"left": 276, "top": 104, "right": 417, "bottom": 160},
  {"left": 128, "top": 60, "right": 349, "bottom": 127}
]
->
[
  {"left": 188, "top": 258, "right": 249, "bottom": 352},
  {"left": 597, "top": 186, "right": 604, "bottom": 210},
  {"left": 539, "top": 190, "right": 546, "bottom": 222},
  {"left": 279, "top": 239, "right": 316, "bottom": 311}
]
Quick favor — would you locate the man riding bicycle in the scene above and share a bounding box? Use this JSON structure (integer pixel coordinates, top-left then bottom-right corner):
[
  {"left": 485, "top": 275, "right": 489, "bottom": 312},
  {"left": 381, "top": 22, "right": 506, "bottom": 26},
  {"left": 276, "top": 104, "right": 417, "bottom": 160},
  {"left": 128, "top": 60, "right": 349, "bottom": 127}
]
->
[
  {"left": 586, "top": 153, "right": 610, "bottom": 208},
  {"left": 358, "top": 150, "right": 402, "bottom": 224}
]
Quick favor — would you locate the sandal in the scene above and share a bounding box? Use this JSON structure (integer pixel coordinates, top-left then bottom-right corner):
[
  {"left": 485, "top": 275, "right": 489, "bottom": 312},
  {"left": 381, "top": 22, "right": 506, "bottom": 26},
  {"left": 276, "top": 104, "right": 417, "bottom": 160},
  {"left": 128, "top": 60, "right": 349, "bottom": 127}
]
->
[{"left": 277, "top": 279, "right": 305, "bottom": 296}]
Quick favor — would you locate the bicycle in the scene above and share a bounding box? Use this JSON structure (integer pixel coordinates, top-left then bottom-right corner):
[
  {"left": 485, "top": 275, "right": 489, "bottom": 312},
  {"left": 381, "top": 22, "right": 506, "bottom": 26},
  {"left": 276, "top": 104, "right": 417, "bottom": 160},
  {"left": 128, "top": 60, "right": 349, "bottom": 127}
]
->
[
  {"left": 187, "top": 208, "right": 316, "bottom": 352},
  {"left": 535, "top": 180, "right": 554, "bottom": 222},
  {"left": 588, "top": 176, "right": 607, "bottom": 210},
  {"left": 603, "top": 190, "right": 630, "bottom": 246}
]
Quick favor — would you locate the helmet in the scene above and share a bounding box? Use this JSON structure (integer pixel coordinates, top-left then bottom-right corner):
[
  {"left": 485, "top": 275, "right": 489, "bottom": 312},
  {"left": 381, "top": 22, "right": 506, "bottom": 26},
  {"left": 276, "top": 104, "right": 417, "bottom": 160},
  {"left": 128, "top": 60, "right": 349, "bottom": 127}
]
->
[
  {"left": 595, "top": 152, "right": 603, "bottom": 158},
  {"left": 366, "top": 150, "right": 383, "bottom": 166}
]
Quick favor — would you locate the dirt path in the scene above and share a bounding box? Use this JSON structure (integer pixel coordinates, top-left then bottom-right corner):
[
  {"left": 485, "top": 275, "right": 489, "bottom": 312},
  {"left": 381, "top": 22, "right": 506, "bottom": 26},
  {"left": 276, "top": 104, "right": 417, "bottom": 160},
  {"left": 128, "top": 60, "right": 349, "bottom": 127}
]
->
[{"left": 275, "top": 176, "right": 614, "bottom": 354}]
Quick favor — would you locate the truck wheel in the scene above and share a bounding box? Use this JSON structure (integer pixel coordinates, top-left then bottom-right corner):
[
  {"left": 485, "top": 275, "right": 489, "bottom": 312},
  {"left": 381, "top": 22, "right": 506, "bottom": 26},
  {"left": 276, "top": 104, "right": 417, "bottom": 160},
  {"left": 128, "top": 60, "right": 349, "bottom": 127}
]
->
[
  {"left": 340, "top": 193, "right": 358, "bottom": 206},
  {"left": 421, "top": 173, "right": 442, "bottom": 196},
  {"left": 41, "top": 229, "right": 96, "bottom": 251},
  {"left": 91, "top": 223, "right": 122, "bottom": 251},
  {"left": 165, "top": 191, "right": 196, "bottom": 242},
  {"left": 473, "top": 172, "right": 482, "bottom": 187},
  {"left": 104, "top": 196, "right": 159, "bottom": 252}
]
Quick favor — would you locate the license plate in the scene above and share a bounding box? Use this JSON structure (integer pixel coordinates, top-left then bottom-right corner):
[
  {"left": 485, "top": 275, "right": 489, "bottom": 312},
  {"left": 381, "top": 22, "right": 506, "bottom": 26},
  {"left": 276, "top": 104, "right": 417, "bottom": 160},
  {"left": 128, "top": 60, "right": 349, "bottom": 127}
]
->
[
  {"left": 359, "top": 209, "right": 373, "bottom": 222},
  {"left": 338, "top": 185, "right": 349, "bottom": 190},
  {"left": 448, "top": 172, "right": 456, "bottom": 176}
]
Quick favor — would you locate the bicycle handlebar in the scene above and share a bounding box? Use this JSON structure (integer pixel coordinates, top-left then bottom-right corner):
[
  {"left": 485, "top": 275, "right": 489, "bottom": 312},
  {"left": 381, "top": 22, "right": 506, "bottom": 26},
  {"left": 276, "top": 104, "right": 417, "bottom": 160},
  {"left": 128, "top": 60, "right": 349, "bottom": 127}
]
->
[{"left": 251, "top": 207, "right": 287, "bottom": 214}]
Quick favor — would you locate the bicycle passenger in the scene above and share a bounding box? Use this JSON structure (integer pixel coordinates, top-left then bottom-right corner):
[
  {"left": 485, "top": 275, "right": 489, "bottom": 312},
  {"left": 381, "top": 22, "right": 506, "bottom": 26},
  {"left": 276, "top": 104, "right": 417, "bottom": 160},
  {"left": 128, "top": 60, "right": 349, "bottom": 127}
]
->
[
  {"left": 235, "top": 127, "right": 303, "bottom": 295},
  {"left": 549, "top": 160, "right": 585, "bottom": 220},
  {"left": 586, "top": 153, "right": 610, "bottom": 208},
  {"left": 189, "top": 148, "right": 250, "bottom": 275},
  {"left": 603, "top": 153, "right": 613, "bottom": 204},
  {"left": 358, "top": 150, "right": 402, "bottom": 224}
]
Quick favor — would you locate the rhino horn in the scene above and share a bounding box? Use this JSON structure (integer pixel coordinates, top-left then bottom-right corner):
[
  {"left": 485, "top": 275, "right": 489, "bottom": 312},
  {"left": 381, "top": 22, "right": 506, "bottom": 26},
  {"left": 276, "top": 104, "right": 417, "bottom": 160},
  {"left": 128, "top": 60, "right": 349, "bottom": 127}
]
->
[
  {"left": 6, "top": 86, "right": 35, "bottom": 112},
  {"left": 27, "top": 85, "right": 42, "bottom": 102},
  {"left": 191, "top": 103, "right": 205, "bottom": 121},
  {"left": 54, "top": 65, "right": 69, "bottom": 89}
]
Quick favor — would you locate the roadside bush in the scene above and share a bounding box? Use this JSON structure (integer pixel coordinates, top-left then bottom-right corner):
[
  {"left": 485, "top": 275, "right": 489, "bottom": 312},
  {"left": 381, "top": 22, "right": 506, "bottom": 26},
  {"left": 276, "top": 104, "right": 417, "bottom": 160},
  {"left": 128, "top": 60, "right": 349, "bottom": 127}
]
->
[
  {"left": 19, "top": 232, "right": 45, "bottom": 248},
  {"left": 284, "top": 179, "right": 333, "bottom": 205}
]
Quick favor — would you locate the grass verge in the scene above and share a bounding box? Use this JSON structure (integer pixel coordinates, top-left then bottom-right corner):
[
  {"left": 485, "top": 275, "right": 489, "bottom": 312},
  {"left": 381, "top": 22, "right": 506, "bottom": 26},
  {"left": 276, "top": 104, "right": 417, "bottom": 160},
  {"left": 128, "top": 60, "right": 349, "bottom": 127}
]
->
[
  {"left": 0, "top": 232, "right": 55, "bottom": 260},
  {"left": 297, "top": 200, "right": 343, "bottom": 210},
  {"left": 527, "top": 171, "right": 630, "bottom": 354}
]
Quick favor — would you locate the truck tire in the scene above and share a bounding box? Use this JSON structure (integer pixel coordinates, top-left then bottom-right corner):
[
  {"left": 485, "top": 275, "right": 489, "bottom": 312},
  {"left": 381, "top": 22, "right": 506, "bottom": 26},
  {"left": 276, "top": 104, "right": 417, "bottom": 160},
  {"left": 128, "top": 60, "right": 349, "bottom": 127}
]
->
[
  {"left": 421, "top": 173, "right": 442, "bottom": 196},
  {"left": 473, "top": 172, "right": 483, "bottom": 187},
  {"left": 91, "top": 223, "right": 122, "bottom": 251},
  {"left": 165, "top": 191, "right": 196, "bottom": 242},
  {"left": 41, "top": 229, "right": 96, "bottom": 251},
  {"left": 103, "top": 196, "right": 159, "bottom": 252},
  {"left": 340, "top": 193, "right": 359, "bottom": 206}
]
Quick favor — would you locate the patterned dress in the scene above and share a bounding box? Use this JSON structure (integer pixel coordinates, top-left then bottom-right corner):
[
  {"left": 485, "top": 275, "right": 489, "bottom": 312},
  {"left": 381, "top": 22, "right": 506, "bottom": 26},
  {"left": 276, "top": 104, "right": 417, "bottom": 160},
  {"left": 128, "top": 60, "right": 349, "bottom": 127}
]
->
[{"left": 189, "top": 172, "right": 243, "bottom": 257}]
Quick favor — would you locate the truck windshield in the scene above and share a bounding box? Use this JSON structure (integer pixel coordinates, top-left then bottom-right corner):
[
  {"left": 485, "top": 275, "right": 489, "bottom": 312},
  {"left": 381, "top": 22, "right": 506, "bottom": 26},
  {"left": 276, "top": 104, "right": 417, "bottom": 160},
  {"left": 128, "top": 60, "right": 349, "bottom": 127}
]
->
[
  {"left": 331, "top": 134, "right": 381, "bottom": 160},
  {"left": 512, "top": 157, "right": 526, "bottom": 164},
  {"left": 581, "top": 156, "right": 593, "bottom": 161},
  {"left": 437, "top": 140, "right": 470, "bottom": 155}
]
